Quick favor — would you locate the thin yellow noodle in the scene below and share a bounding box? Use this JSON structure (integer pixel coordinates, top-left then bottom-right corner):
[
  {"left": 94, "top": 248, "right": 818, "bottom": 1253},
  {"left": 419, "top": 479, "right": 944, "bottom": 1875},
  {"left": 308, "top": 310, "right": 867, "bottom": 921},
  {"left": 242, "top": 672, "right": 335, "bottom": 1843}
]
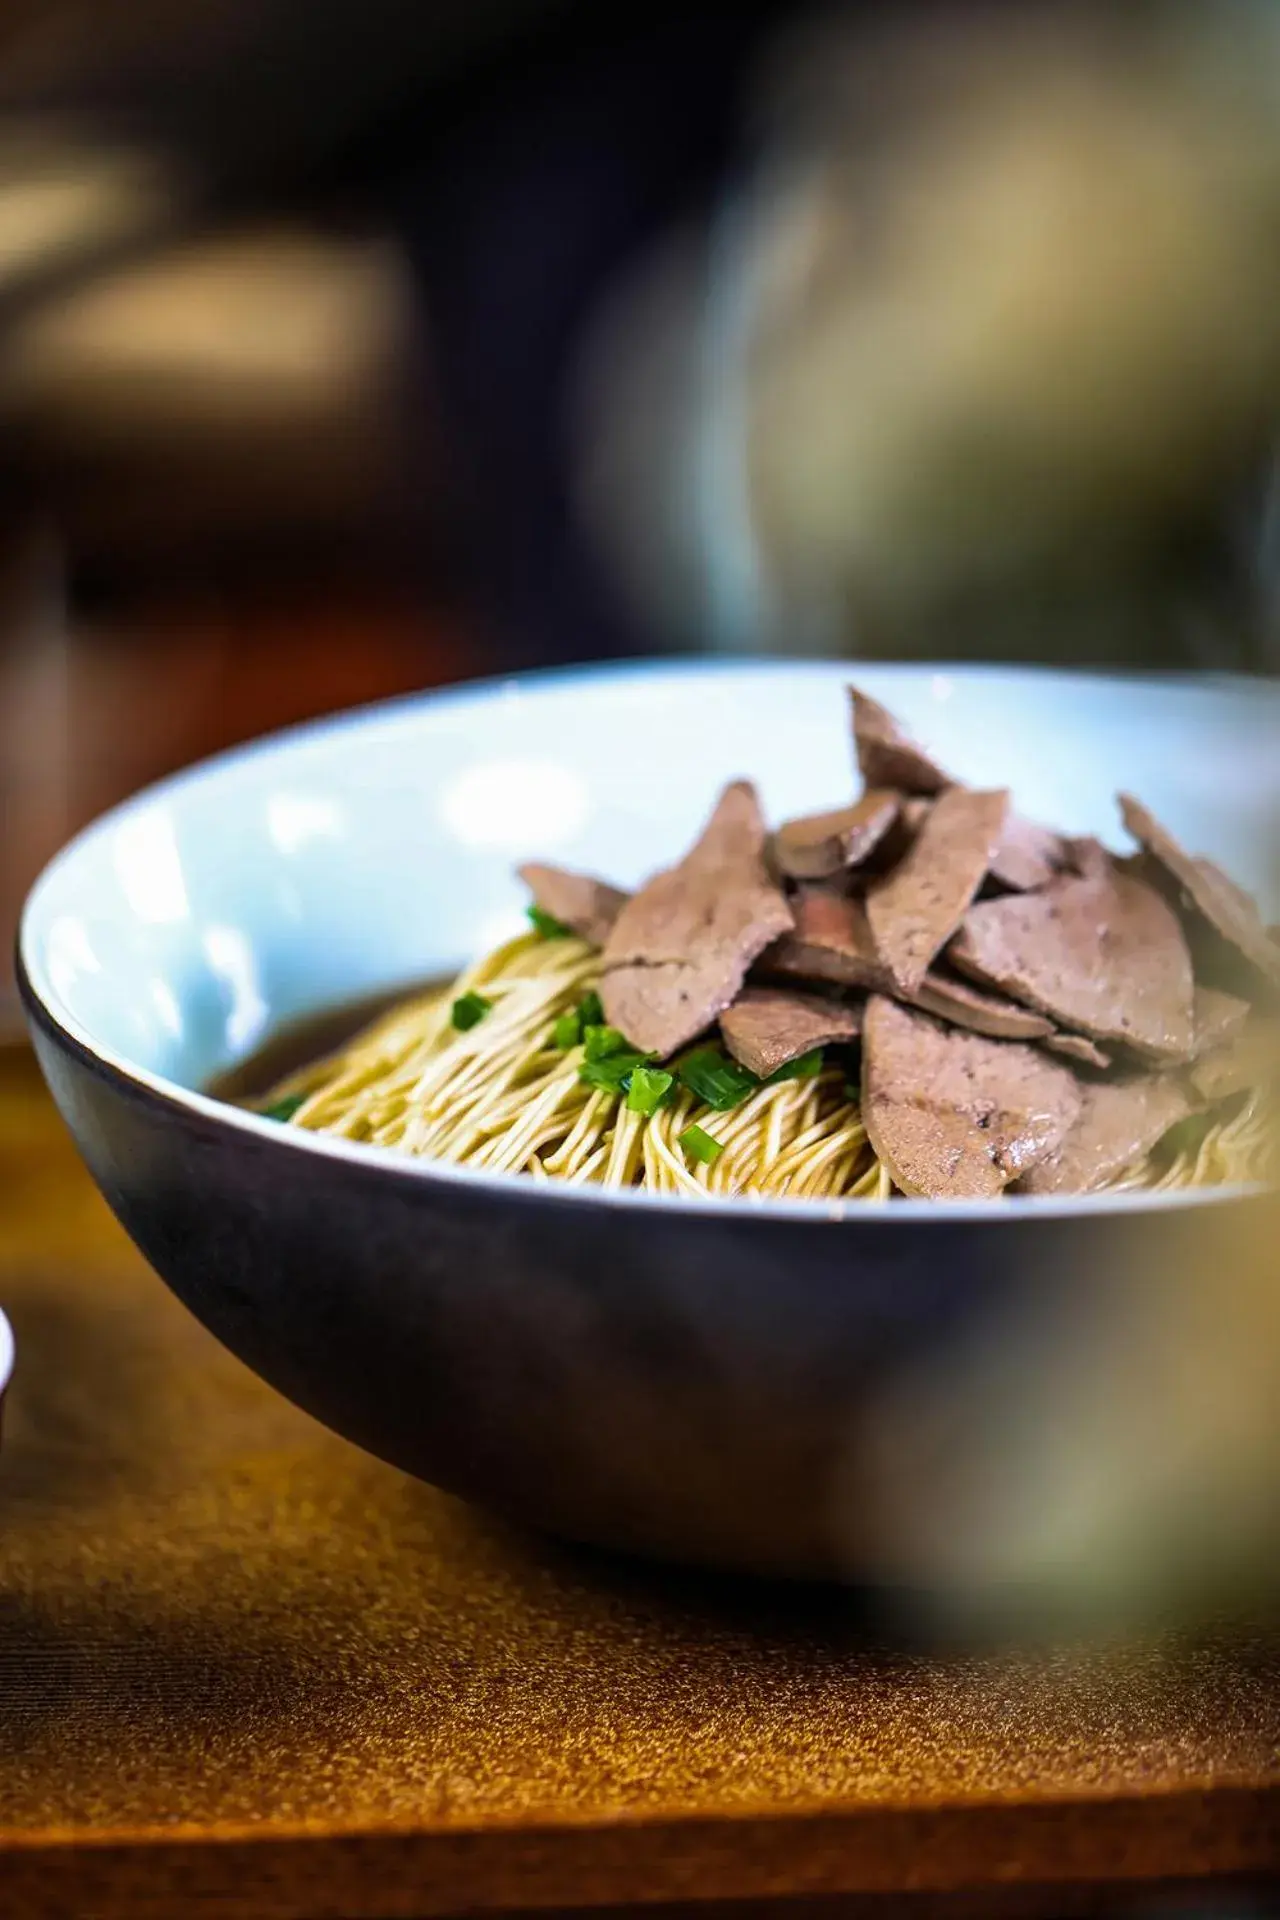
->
[{"left": 253, "top": 934, "right": 1273, "bottom": 1200}]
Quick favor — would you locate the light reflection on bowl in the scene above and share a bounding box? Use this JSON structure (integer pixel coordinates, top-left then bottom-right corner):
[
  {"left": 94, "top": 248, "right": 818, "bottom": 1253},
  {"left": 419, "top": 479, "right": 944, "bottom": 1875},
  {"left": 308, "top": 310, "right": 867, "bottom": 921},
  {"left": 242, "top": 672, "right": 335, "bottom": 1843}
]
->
[{"left": 0, "top": 1308, "right": 13, "bottom": 1444}]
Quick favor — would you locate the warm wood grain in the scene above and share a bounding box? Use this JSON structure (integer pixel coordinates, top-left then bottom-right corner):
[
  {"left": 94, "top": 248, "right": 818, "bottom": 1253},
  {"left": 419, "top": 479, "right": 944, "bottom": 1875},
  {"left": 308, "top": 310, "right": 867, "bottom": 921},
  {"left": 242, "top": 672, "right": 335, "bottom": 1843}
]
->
[{"left": 0, "top": 1045, "right": 1278, "bottom": 1918}]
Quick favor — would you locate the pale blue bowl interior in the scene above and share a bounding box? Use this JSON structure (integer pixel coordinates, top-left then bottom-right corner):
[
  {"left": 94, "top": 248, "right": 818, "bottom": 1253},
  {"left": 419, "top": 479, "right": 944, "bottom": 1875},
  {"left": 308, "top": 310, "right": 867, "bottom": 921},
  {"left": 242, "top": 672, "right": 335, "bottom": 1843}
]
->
[{"left": 20, "top": 662, "right": 1280, "bottom": 1094}]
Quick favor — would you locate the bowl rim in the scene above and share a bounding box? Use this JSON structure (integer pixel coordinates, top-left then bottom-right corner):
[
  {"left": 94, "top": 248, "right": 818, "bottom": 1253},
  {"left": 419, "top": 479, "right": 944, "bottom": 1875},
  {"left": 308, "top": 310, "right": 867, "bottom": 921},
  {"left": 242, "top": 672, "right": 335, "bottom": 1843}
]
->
[
  {"left": 0, "top": 1307, "right": 12, "bottom": 1401},
  {"left": 17, "top": 656, "right": 1271, "bottom": 1228}
]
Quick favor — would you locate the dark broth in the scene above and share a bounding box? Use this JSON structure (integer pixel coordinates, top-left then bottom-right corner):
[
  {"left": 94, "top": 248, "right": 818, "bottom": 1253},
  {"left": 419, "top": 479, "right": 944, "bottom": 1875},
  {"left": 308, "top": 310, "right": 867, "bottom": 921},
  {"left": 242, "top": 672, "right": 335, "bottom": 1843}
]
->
[{"left": 207, "top": 980, "right": 441, "bottom": 1104}]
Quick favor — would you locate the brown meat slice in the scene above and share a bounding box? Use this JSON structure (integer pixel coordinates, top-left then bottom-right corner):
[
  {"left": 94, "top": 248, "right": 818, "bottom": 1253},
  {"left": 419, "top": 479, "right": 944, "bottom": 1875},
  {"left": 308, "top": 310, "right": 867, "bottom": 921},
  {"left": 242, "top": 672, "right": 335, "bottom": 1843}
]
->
[
  {"left": 1118, "top": 794, "right": 1280, "bottom": 989},
  {"left": 949, "top": 870, "right": 1195, "bottom": 1062},
  {"left": 1065, "top": 835, "right": 1114, "bottom": 881},
  {"left": 720, "top": 986, "right": 862, "bottom": 1078},
  {"left": 518, "top": 862, "right": 628, "bottom": 948},
  {"left": 850, "top": 688, "right": 951, "bottom": 795},
  {"left": 1018, "top": 1074, "right": 1193, "bottom": 1195},
  {"left": 601, "top": 781, "right": 794, "bottom": 1056},
  {"left": 908, "top": 970, "right": 1054, "bottom": 1040},
  {"left": 758, "top": 886, "right": 889, "bottom": 991},
  {"left": 867, "top": 786, "right": 1010, "bottom": 994},
  {"left": 1045, "top": 1033, "right": 1111, "bottom": 1070},
  {"left": 989, "top": 815, "right": 1069, "bottom": 892},
  {"left": 773, "top": 791, "right": 899, "bottom": 882},
  {"left": 862, "top": 996, "right": 1082, "bottom": 1199},
  {"left": 897, "top": 797, "right": 1062, "bottom": 895},
  {"left": 762, "top": 896, "right": 1058, "bottom": 1041},
  {"left": 1189, "top": 1018, "right": 1279, "bottom": 1104},
  {"left": 1191, "top": 985, "right": 1251, "bottom": 1057}
]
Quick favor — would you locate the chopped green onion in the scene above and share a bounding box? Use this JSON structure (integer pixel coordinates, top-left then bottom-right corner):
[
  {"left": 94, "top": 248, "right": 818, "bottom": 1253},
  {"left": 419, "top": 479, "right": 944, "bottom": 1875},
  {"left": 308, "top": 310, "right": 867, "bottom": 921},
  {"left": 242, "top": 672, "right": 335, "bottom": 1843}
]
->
[
  {"left": 552, "top": 1010, "right": 583, "bottom": 1050},
  {"left": 766, "top": 1047, "right": 825, "bottom": 1085},
  {"left": 677, "top": 1045, "right": 760, "bottom": 1111},
  {"left": 262, "top": 1091, "right": 305, "bottom": 1123},
  {"left": 579, "top": 1051, "right": 649, "bottom": 1096},
  {"left": 527, "top": 904, "right": 571, "bottom": 939},
  {"left": 679, "top": 1123, "right": 724, "bottom": 1165},
  {"left": 553, "top": 990, "right": 608, "bottom": 1051},
  {"left": 626, "top": 1066, "right": 674, "bottom": 1116},
  {"left": 451, "top": 991, "right": 492, "bottom": 1032},
  {"left": 584, "top": 1023, "right": 630, "bottom": 1062}
]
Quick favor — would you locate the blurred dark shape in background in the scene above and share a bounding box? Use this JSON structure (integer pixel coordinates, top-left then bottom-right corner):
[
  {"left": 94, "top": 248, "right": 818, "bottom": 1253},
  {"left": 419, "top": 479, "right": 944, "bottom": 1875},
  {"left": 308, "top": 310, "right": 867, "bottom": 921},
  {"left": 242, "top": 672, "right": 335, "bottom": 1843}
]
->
[
  {"left": 3, "top": 4, "right": 1280, "bottom": 664},
  {"left": 0, "top": 3, "right": 782, "bottom": 972}
]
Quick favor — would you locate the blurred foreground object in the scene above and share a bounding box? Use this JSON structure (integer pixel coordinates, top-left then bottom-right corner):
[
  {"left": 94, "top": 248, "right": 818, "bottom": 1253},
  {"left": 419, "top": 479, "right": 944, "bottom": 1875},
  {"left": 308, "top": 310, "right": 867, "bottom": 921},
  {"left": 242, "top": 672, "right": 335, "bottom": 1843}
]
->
[
  {"left": 856, "top": 1190, "right": 1280, "bottom": 1636},
  {"left": 575, "top": 2, "right": 1280, "bottom": 664}
]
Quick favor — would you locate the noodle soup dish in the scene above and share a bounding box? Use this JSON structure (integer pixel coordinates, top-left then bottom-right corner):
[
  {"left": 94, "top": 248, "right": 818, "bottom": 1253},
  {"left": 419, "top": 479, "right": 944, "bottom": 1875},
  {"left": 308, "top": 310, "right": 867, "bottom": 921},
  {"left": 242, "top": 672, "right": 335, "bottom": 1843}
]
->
[{"left": 17, "top": 662, "right": 1280, "bottom": 1577}]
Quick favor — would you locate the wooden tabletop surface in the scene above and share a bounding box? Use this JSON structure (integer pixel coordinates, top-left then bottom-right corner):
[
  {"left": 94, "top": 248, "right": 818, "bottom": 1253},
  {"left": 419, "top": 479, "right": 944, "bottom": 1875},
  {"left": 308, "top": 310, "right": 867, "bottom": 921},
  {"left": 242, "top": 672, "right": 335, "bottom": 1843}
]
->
[{"left": 1, "top": 1041, "right": 1279, "bottom": 1920}]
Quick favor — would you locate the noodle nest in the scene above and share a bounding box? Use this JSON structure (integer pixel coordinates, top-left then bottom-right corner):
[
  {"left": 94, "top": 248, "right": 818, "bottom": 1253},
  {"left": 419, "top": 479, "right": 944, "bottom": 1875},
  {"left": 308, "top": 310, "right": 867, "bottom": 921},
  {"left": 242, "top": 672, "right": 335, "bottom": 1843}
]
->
[{"left": 256, "top": 933, "right": 1273, "bottom": 1201}]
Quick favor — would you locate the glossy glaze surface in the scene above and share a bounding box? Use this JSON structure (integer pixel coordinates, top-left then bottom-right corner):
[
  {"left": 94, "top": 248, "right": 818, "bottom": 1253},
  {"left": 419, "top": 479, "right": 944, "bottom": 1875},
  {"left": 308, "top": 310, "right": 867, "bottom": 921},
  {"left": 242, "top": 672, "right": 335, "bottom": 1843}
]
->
[{"left": 0, "top": 1307, "right": 12, "bottom": 1428}]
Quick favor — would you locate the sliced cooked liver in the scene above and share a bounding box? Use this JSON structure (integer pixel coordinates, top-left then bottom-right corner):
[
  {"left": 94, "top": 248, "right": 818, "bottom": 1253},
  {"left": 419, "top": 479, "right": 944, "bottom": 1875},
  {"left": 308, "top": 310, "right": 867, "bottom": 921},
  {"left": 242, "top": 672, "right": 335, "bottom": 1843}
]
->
[
  {"left": 762, "top": 894, "right": 1060, "bottom": 1041},
  {"left": 850, "top": 688, "right": 951, "bottom": 794},
  {"left": 1189, "top": 1019, "right": 1278, "bottom": 1104},
  {"left": 847, "top": 690, "right": 1059, "bottom": 895},
  {"left": 1018, "top": 1074, "right": 1192, "bottom": 1195},
  {"left": 862, "top": 996, "right": 1081, "bottom": 1199},
  {"left": 758, "top": 885, "right": 889, "bottom": 991},
  {"left": 867, "top": 787, "right": 1010, "bottom": 993},
  {"left": 518, "top": 862, "right": 628, "bottom": 948},
  {"left": 989, "top": 815, "right": 1068, "bottom": 892},
  {"left": 1191, "top": 984, "right": 1251, "bottom": 1057},
  {"left": 720, "top": 987, "right": 862, "bottom": 1078},
  {"left": 773, "top": 791, "right": 899, "bottom": 881},
  {"left": 908, "top": 970, "right": 1054, "bottom": 1040},
  {"left": 949, "top": 870, "right": 1195, "bottom": 1061},
  {"left": 1045, "top": 1032, "right": 1111, "bottom": 1070},
  {"left": 601, "top": 781, "right": 794, "bottom": 1056},
  {"left": 1119, "top": 794, "right": 1280, "bottom": 989},
  {"left": 1064, "top": 836, "right": 1113, "bottom": 881}
]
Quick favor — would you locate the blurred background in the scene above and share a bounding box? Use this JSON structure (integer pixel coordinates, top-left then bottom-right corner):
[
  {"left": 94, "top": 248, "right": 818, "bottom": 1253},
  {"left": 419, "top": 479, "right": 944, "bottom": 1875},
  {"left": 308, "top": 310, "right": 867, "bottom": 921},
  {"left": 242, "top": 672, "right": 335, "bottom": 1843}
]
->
[{"left": 4, "top": 0, "right": 1280, "bottom": 1030}]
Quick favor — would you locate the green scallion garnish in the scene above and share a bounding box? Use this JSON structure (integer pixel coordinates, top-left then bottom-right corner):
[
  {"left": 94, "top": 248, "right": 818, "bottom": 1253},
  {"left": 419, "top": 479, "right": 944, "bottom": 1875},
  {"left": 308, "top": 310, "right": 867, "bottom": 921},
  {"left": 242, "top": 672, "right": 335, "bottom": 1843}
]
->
[
  {"left": 766, "top": 1047, "right": 824, "bottom": 1085},
  {"left": 583, "top": 1023, "right": 629, "bottom": 1062},
  {"left": 262, "top": 1091, "right": 305, "bottom": 1123},
  {"left": 679, "top": 1123, "right": 724, "bottom": 1165},
  {"left": 527, "top": 904, "right": 571, "bottom": 939},
  {"left": 579, "top": 1051, "right": 650, "bottom": 1096},
  {"left": 626, "top": 1066, "right": 674, "bottom": 1116},
  {"left": 451, "top": 991, "right": 493, "bottom": 1032},
  {"left": 552, "top": 1010, "right": 583, "bottom": 1050},
  {"left": 577, "top": 989, "right": 604, "bottom": 1028},
  {"left": 677, "top": 1045, "right": 760, "bottom": 1111}
]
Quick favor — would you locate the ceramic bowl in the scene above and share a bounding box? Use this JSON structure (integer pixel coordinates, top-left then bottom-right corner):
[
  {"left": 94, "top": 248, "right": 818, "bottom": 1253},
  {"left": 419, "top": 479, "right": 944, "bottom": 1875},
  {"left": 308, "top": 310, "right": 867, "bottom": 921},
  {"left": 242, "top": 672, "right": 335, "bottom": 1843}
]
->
[
  {"left": 18, "top": 662, "right": 1279, "bottom": 1582},
  {"left": 0, "top": 1307, "right": 12, "bottom": 1440}
]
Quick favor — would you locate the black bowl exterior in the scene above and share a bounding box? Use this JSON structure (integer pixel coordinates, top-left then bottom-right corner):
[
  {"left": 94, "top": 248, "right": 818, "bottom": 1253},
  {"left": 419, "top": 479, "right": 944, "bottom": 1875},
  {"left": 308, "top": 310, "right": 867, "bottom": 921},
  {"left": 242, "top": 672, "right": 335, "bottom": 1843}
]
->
[{"left": 23, "top": 985, "right": 1258, "bottom": 1582}]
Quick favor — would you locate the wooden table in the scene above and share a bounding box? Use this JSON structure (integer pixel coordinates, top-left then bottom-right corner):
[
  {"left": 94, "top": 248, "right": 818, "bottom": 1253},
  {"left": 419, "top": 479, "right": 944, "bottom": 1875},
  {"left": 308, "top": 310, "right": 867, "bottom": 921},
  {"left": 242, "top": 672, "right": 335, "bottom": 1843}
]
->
[{"left": 1, "top": 1044, "right": 1278, "bottom": 1920}]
